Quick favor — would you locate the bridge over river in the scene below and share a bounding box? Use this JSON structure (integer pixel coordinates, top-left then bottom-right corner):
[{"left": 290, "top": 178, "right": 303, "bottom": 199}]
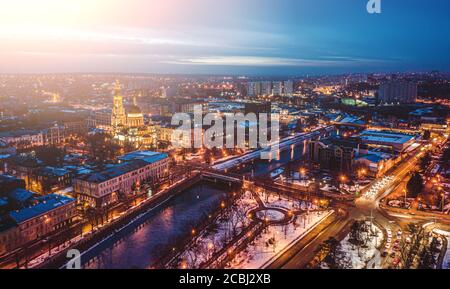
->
[{"left": 212, "top": 125, "right": 335, "bottom": 172}]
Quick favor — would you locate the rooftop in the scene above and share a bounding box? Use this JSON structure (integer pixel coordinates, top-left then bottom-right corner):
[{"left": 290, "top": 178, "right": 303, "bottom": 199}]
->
[
  {"left": 38, "top": 166, "right": 70, "bottom": 177},
  {"left": 0, "top": 129, "right": 41, "bottom": 138},
  {"left": 8, "top": 194, "right": 75, "bottom": 224},
  {"left": 356, "top": 151, "right": 393, "bottom": 163},
  {"left": 8, "top": 188, "right": 33, "bottom": 203},
  {"left": 358, "top": 130, "right": 415, "bottom": 145},
  {"left": 77, "top": 151, "right": 168, "bottom": 184},
  {"left": 77, "top": 160, "right": 149, "bottom": 183},
  {"left": 0, "top": 198, "right": 7, "bottom": 207},
  {"left": 118, "top": 151, "right": 168, "bottom": 164}
]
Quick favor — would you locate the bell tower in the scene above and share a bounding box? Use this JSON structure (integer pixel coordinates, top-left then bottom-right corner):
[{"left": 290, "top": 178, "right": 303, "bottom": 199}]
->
[{"left": 112, "top": 80, "right": 126, "bottom": 128}]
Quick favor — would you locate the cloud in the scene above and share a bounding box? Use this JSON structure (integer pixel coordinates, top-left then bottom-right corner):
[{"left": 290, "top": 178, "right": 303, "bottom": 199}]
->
[{"left": 167, "top": 55, "right": 391, "bottom": 67}]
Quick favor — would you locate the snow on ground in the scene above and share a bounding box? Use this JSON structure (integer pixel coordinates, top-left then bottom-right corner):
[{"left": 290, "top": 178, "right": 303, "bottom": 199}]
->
[
  {"left": 169, "top": 190, "right": 329, "bottom": 269},
  {"left": 340, "top": 222, "right": 383, "bottom": 269},
  {"left": 227, "top": 210, "right": 333, "bottom": 269},
  {"left": 433, "top": 229, "right": 450, "bottom": 269},
  {"left": 255, "top": 209, "right": 285, "bottom": 222},
  {"left": 258, "top": 191, "right": 317, "bottom": 211},
  {"left": 174, "top": 191, "right": 259, "bottom": 268},
  {"left": 27, "top": 235, "right": 84, "bottom": 268},
  {"left": 276, "top": 176, "right": 312, "bottom": 188}
]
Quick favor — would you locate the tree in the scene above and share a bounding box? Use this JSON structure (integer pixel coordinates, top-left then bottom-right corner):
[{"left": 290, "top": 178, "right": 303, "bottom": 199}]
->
[
  {"left": 423, "top": 130, "right": 431, "bottom": 141},
  {"left": 35, "top": 146, "right": 65, "bottom": 166},
  {"left": 322, "top": 237, "right": 351, "bottom": 269},
  {"left": 419, "top": 152, "right": 432, "bottom": 172},
  {"left": 406, "top": 173, "right": 424, "bottom": 199},
  {"left": 400, "top": 223, "right": 426, "bottom": 269},
  {"left": 418, "top": 237, "right": 439, "bottom": 269},
  {"left": 85, "top": 207, "right": 98, "bottom": 231},
  {"left": 86, "top": 133, "right": 121, "bottom": 165},
  {"left": 295, "top": 119, "right": 303, "bottom": 133},
  {"left": 348, "top": 221, "right": 364, "bottom": 247}
]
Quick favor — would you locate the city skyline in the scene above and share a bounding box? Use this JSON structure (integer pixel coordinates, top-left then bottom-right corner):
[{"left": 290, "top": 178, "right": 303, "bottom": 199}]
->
[
  {"left": 1, "top": 0, "right": 450, "bottom": 75},
  {"left": 1, "top": 0, "right": 450, "bottom": 275}
]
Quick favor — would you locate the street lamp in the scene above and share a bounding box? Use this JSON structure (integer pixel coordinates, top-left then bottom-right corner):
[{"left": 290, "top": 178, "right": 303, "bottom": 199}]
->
[
  {"left": 300, "top": 168, "right": 306, "bottom": 176},
  {"left": 359, "top": 169, "right": 367, "bottom": 179},
  {"left": 339, "top": 175, "right": 347, "bottom": 190}
]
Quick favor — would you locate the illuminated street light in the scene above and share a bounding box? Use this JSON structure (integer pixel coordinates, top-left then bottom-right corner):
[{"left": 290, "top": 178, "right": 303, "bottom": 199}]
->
[{"left": 300, "top": 168, "right": 306, "bottom": 175}]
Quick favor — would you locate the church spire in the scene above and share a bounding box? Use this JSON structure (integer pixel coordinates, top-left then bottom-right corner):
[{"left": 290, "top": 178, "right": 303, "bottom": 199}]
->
[
  {"left": 112, "top": 80, "right": 126, "bottom": 128},
  {"left": 114, "top": 79, "right": 122, "bottom": 96}
]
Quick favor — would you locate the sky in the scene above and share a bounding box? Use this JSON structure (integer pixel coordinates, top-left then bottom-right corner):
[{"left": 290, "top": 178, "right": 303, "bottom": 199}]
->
[{"left": 0, "top": 0, "right": 449, "bottom": 75}]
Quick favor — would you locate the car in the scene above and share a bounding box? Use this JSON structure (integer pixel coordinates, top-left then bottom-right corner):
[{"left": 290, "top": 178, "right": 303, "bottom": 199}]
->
[
  {"left": 394, "top": 240, "right": 400, "bottom": 245},
  {"left": 387, "top": 238, "right": 392, "bottom": 243},
  {"left": 385, "top": 243, "right": 391, "bottom": 249},
  {"left": 397, "top": 230, "right": 402, "bottom": 236},
  {"left": 382, "top": 251, "right": 389, "bottom": 258},
  {"left": 405, "top": 237, "right": 412, "bottom": 244},
  {"left": 390, "top": 252, "right": 396, "bottom": 258}
]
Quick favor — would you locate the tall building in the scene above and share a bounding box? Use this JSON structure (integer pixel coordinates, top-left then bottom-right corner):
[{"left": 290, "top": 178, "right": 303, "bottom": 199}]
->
[
  {"left": 284, "top": 80, "right": 295, "bottom": 96},
  {"left": 112, "top": 81, "right": 127, "bottom": 128},
  {"left": 272, "top": 81, "right": 283, "bottom": 96},
  {"left": 378, "top": 81, "right": 417, "bottom": 104},
  {"left": 261, "top": 81, "right": 272, "bottom": 96},
  {"left": 247, "top": 82, "right": 261, "bottom": 97}
]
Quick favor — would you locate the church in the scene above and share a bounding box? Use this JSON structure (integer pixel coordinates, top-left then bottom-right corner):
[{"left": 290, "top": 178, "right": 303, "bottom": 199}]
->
[{"left": 111, "top": 81, "right": 155, "bottom": 148}]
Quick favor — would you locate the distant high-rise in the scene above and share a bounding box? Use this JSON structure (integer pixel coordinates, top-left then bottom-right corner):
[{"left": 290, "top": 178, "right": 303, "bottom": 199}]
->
[
  {"left": 272, "top": 81, "right": 283, "bottom": 96},
  {"left": 378, "top": 81, "right": 417, "bottom": 104},
  {"left": 284, "top": 80, "right": 295, "bottom": 96},
  {"left": 247, "top": 82, "right": 261, "bottom": 97},
  {"left": 261, "top": 81, "right": 272, "bottom": 96}
]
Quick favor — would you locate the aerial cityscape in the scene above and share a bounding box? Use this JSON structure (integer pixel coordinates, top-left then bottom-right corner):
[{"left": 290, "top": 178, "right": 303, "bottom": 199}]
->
[{"left": 1, "top": 0, "right": 450, "bottom": 274}]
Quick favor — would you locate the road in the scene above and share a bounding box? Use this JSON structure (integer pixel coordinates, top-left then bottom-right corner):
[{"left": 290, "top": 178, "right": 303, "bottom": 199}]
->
[
  {"left": 267, "top": 211, "right": 351, "bottom": 269},
  {"left": 268, "top": 141, "right": 428, "bottom": 269}
]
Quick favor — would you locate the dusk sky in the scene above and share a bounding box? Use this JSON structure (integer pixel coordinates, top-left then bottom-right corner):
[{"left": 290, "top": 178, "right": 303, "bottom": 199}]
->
[{"left": 0, "top": 0, "right": 449, "bottom": 75}]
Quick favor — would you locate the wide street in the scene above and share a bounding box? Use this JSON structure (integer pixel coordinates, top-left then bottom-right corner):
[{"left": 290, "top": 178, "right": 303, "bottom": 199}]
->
[{"left": 269, "top": 139, "right": 450, "bottom": 269}]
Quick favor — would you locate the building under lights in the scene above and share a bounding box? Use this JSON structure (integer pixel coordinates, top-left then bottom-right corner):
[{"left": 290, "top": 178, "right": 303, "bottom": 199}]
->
[{"left": 111, "top": 81, "right": 155, "bottom": 149}]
